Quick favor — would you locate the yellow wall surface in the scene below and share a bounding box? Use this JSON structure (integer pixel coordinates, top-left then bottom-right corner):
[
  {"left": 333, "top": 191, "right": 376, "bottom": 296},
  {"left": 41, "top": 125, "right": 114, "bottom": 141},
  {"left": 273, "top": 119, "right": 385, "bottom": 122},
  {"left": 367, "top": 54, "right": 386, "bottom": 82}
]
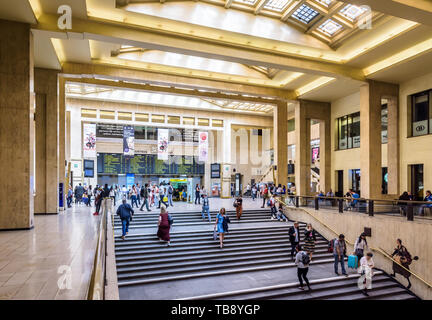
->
[{"left": 399, "top": 72, "right": 432, "bottom": 194}]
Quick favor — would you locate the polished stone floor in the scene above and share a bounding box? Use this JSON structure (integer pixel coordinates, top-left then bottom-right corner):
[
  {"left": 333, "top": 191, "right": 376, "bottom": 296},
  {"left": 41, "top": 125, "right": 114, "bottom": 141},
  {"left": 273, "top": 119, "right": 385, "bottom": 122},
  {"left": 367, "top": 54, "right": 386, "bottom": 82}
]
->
[{"left": 0, "top": 205, "right": 100, "bottom": 300}]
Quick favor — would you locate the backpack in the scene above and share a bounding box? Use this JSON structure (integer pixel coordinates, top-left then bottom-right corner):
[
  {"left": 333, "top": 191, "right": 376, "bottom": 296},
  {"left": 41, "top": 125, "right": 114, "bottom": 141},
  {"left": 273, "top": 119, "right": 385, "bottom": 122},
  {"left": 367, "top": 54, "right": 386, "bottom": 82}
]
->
[
  {"left": 328, "top": 238, "right": 336, "bottom": 253},
  {"left": 222, "top": 215, "right": 230, "bottom": 232},
  {"left": 168, "top": 214, "right": 174, "bottom": 225},
  {"left": 301, "top": 252, "right": 310, "bottom": 265},
  {"left": 168, "top": 186, "right": 173, "bottom": 194}
]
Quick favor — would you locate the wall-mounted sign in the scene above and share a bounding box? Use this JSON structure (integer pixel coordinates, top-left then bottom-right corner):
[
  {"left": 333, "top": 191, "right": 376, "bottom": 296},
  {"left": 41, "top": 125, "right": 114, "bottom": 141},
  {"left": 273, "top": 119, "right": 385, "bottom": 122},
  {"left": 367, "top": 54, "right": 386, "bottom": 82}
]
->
[
  {"left": 211, "top": 163, "right": 220, "bottom": 179},
  {"left": 83, "top": 123, "right": 96, "bottom": 158},
  {"left": 198, "top": 131, "right": 208, "bottom": 162},
  {"left": 83, "top": 159, "right": 94, "bottom": 178},
  {"left": 413, "top": 120, "right": 428, "bottom": 136}
]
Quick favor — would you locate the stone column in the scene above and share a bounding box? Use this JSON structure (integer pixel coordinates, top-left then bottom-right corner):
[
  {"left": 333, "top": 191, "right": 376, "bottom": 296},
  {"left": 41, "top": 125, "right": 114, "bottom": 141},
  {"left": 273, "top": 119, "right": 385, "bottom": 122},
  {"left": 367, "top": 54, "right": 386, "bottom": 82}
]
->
[
  {"left": 319, "top": 118, "right": 331, "bottom": 193},
  {"left": 360, "top": 80, "right": 398, "bottom": 198},
  {"left": 0, "top": 20, "right": 34, "bottom": 229},
  {"left": 387, "top": 96, "right": 399, "bottom": 195},
  {"left": 295, "top": 101, "right": 311, "bottom": 196},
  {"left": 59, "top": 77, "right": 66, "bottom": 209},
  {"left": 221, "top": 121, "right": 232, "bottom": 198},
  {"left": 34, "top": 68, "right": 59, "bottom": 214},
  {"left": 273, "top": 101, "right": 288, "bottom": 188}
]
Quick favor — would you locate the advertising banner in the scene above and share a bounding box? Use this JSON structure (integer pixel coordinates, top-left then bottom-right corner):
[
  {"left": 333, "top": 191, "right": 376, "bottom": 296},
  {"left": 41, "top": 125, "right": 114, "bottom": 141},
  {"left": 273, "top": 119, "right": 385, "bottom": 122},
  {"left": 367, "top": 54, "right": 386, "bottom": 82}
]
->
[
  {"left": 123, "top": 125, "right": 135, "bottom": 156},
  {"left": 158, "top": 128, "right": 169, "bottom": 160},
  {"left": 198, "top": 131, "right": 208, "bottom": 162},
  {"left": 83, "top": 123, "right": 96, "bottom": 158}
]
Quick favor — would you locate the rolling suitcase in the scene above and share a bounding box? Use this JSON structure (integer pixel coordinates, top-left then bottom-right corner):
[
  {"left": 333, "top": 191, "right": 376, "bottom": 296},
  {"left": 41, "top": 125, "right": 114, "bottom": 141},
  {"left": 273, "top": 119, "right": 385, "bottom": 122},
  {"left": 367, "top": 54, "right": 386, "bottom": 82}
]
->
[{"left": 348, "top": 255, "right": 358, "bottom": 269}]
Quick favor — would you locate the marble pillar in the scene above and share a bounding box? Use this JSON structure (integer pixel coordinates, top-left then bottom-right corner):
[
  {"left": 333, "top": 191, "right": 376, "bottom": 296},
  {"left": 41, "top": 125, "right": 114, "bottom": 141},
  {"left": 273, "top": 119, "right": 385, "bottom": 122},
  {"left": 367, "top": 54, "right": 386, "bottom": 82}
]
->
[
  {"left": 273, "top": 101, "right": 288, "bottom": 188},
  {"left": 0, "top": 20, "right": 34, "bottom": 229}
]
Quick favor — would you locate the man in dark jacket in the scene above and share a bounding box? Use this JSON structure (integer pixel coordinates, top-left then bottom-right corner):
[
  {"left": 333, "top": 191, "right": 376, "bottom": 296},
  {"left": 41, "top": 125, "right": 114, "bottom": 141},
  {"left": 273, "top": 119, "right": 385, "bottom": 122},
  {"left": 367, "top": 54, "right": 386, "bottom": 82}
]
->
[
  {"left": 140, "top": 184, "right": 151, "bottom": 212},
  {"left": 117, "top": 199, "right": 134, "bottom": 240},
  {"left": 289, "top": 222, "right": 301, "bottom": 258}
]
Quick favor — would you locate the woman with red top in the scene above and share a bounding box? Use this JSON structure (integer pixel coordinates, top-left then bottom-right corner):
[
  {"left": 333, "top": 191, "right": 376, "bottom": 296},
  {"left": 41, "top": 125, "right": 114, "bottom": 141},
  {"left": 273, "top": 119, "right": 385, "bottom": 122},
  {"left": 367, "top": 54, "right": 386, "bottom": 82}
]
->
[{"left": 157, "top": 206, "right": 171, "bottom": 246}]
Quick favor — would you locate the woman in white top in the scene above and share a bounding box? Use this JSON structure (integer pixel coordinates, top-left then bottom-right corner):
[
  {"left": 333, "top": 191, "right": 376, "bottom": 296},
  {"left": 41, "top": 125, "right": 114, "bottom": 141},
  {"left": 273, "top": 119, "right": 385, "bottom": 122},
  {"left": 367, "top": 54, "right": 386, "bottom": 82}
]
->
[
  {"left": 353, "top": 233, "right": 369, "bottom": 266},
  {"left": 358, "top": 252, "right": 374, "bottom": 296}
]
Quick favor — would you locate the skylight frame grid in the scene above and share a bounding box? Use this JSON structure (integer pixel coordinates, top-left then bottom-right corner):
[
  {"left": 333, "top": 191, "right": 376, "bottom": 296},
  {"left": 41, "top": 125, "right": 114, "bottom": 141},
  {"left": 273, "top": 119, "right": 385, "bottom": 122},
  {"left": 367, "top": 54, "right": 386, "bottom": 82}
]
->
[
  {"left": 233, "top": 0, "right": 259, "bottom": 6},
  {"left": 291, "top": 3, "right": 320, "bottom": 24},
  {"left": 339, "top": 4, "right": 368, "bottom": 21},
  {"left": 264, "top": 0, "right": 292, "bottom": 12},
  {"left": 317, "top": 18, "right": 343, "bottom": 37}
]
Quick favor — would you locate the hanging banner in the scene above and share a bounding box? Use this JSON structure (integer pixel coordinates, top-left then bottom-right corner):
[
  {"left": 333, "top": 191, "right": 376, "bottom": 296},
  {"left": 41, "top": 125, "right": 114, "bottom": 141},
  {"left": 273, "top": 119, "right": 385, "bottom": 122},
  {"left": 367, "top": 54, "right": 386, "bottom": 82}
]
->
[
  {"left": 158, "top": 128, "right": 169, "bottom": 160},
  {"left": 83, "top": 123, "right": 96, "bottom": 158},
  {"left": 198, "top": 131, "right": 208, "bottom": 162},
  {"left": 123, "top": 125, "right": 135, "bottom": 156}
]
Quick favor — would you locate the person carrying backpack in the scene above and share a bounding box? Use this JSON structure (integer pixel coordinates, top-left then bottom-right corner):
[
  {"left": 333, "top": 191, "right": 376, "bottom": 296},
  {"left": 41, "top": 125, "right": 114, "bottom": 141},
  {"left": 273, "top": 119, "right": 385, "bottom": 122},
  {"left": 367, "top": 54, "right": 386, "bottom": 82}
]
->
[
  {"left": 295, "top": 244, "right": 311, "bottom": 291},
  {"left": 201, "top": 194, "right": 211, "bottom": 222},
  {"left": 116, "top": 198, "right": 134, "bottom": 240},
  {"left": 167, "top": 182, "right": 174, "bottom": 207}
]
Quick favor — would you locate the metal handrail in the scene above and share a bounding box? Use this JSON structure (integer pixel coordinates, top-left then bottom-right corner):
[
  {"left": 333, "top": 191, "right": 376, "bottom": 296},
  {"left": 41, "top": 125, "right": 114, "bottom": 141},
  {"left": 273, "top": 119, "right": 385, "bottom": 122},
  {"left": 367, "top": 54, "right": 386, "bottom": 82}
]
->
[
  {"left": 294, "top": 194, "right": 432, "bottom": 205},
  {"left": 278, "top": 197, "right": 432, "bottom": 290}
]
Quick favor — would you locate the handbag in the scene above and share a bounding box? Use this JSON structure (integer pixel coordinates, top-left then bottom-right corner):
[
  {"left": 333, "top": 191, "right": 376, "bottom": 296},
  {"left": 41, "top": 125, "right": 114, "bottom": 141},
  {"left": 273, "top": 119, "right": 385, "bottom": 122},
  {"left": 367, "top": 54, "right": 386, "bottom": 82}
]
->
[
  {"left": 233, "top": 201, "right": 237, "bottom": 208},
  {"left": 213, "top": 228, "right": 218, "bottom": 241},
  {"left": 355, "top": 248, "right": 364, "bottom": 256}
]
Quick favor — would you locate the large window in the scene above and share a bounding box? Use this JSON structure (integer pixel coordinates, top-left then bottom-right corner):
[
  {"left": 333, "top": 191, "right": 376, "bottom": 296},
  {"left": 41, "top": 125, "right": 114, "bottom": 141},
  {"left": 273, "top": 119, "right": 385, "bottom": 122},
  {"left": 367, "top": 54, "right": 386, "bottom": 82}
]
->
[
  {"left": 337, "top": 112, "right": 360, "bottom": 150},
  {"left": 381, "top": 104, "right": 388, "bottom": 144},
  {"left": 411, "top": 90, "right": 432, "bottom": 136}
]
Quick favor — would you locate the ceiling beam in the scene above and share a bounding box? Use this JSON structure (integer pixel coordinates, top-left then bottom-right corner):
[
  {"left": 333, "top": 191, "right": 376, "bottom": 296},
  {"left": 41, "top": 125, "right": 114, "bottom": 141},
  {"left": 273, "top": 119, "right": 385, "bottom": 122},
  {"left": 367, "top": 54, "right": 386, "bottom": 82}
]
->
[
  {"left": 34, "top": 13, "right": 365, "bottom": 81},
  {"left": 337, "top": 0, "right": 432, "bottom": 27},
  {"left": 61, "top": 62, "right": 296, "bottom": 100},
  {"left": 225, "top": 0, "right": 234, "bottom": 8},
  {"left": 63, "top": 77, "right": 280, "bottom": 105},
  {"left": 255, "top": 0, "right": 269, "bottom": 14}
]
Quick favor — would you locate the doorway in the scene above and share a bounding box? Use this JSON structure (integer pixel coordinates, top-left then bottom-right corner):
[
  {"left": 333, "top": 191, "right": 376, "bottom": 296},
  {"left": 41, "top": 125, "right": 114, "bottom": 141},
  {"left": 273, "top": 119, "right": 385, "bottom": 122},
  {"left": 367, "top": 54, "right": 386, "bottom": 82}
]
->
[
  {"left": 410, "top": 164, "right": 424, "bottom": 200},
  {"left": 336, "top": 170, "right": 343, "bottom": 197}
]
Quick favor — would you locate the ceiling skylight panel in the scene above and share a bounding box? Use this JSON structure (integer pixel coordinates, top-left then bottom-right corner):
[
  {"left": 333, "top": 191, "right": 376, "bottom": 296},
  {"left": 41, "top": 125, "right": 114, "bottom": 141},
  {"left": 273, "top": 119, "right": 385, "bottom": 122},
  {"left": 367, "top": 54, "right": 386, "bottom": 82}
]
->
[
  {"left": 315, "top": 0, "right": 333, "bottom": 7},
  {"left": 234, "top": 0, "right": 258, "bottom": 5},
  {"left": 318, "top": 19, "right": 343, "bottom": 36},
  {"left": 291, "top": 4, "right": 319, "bottom": 24},
  {"left": 264, "top": 0, "right": 291, "bottom": 12},
  {"left": 339, "top": 4, "right": 368, "bottom": 21}
]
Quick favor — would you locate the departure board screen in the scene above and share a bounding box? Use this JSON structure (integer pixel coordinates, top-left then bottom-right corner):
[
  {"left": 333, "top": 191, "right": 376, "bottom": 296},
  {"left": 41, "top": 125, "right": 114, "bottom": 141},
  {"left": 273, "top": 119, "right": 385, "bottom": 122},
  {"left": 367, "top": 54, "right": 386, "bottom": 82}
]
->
[{"left": 97, "top": 153, "right": 204, "bottom": 175}]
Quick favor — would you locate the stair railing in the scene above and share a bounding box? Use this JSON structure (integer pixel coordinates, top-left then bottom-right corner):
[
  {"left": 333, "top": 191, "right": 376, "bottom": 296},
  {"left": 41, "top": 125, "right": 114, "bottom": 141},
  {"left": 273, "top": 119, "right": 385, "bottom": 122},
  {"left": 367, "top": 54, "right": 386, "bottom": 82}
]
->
[{"left": 277, "top": 197, "right": 432, "bottom": 290}]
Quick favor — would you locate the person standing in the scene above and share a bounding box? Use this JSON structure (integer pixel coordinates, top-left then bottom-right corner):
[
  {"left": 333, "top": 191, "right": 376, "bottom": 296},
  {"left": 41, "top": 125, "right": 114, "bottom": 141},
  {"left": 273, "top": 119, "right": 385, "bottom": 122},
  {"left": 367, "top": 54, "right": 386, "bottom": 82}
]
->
[
  {"left": 358, "top": 252, "right": 375, "bottom": 296},
  {"left": 288, "top": 222, "right": 301, "bottom": 259},
  {"left": 304, "top": 223, "right": 317, "bottom": 261},
  {"left": 334, "top": 234, "right": 348, "bottom": 276},
  {"left": 158, "top": 187, "right": 169, "bottom": 208},
  {"left": 214, "top": 208, "right": 229, "bottom": 249},
  {"left": 251, "top": 184, "right": 257, "bottom": 201},
  {"left": 154, "top": 185, "right": 160, "bottom": 208},
  {"left": 420, "top": 190, "right": 432, "bottom": 215},
  {"left": 261, "top": 184, "right": 269, "bottom": 208},
  {"left": 234, "top": 195, "right": 243, "bottom": 220},
  {"left": 136, "top": 183, "right": 141, "bottom": 206},
  {"left": 353, "top": 233, "right": 368, "bottom": 266},
  {"left": 87, "top": 185, "right": 93, "bottom": 206},
  {"left": 130, "top": 185, "right": 139, "bottom": 208},
  {"left": 295, "top": 244, "right": 311, "bottom": 291},
  {"left": 116, "top": 199, "right": 134, "bottom": 240},
  {"left": 93, "top": 187, "right": 102, "bottom": 216},
  {"left": 140, "top": 184, "right": 151, "bottom": 212},
  {"left": 157, "top": 206, "right": 171, "bottom": 246},
  {"left": 201, "top": 194, "right": 211, "bottom": 222},
  {"left": 195, "top": 184, "right": 201, "bottom": 204},
  {"left": 167, "top": 182, "right": 174, "bottom": 207},
  {"left": 67, "top": 185, "right": 73, "bottom": 208}
]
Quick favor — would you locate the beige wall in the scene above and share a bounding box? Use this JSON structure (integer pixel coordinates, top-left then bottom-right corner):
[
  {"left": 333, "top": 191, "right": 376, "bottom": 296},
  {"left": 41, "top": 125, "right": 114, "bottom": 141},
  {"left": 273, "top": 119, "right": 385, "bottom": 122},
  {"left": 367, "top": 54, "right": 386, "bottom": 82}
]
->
[
  {"left": 330, "top": 92, "right": 388, "bottom": 194},
  {"left": 399, "top": 72, "right": 432, "bottom": 194},
  {"left": 284, "top": 206, "right": 432, "bottom": 300}
]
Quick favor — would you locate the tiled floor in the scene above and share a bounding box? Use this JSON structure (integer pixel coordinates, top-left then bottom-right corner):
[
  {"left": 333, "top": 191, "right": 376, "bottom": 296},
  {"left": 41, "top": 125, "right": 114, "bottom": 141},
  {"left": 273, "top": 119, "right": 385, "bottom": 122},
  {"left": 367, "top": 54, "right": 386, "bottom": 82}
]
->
[{"left": 0, "top": 205, "right": 100, "bottom": 300}]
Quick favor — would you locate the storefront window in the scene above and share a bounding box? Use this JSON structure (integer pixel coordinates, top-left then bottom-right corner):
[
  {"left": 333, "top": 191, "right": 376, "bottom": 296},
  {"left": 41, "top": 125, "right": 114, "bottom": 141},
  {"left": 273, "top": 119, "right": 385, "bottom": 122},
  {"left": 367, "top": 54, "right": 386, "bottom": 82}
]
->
[
  {"left": 412, "top": 91, "right": 431, "bottom": 136},
  {"left": 337, "top": 112, "right": 360, "bottom": 150}
]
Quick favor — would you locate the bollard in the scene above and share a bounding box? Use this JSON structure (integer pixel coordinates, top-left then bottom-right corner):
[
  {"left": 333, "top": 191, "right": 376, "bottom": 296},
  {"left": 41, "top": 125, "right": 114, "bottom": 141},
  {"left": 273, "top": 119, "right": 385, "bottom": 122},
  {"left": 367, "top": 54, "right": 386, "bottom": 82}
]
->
[
  {"left": 368, "top": 200, "right": 374, "bottom": 216},
  {"left": 407, "top": 203, "right": 414, "bottom": 221},
  {"left": 314, "top": 197, "right": 319, "bottom": 210}
]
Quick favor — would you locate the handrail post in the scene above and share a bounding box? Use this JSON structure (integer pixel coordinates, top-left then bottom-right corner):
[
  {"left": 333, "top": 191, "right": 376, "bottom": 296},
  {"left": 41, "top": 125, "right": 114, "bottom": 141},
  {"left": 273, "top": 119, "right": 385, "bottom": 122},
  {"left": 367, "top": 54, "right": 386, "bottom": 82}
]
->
[
  {"left": 295, "top": 196, "right": 299, "bottom": 208},
  {"left": 314, "top": 196, "right": 319, "bottom": 210},
  {"left": 368, "top": 200, "right": 374, "bottom": 216},
  {"left": 407, "top": 203, "right": 414, "bottom": 221},
  {"left": 338, "top": 199, "right": 343, "bottom": 213}
]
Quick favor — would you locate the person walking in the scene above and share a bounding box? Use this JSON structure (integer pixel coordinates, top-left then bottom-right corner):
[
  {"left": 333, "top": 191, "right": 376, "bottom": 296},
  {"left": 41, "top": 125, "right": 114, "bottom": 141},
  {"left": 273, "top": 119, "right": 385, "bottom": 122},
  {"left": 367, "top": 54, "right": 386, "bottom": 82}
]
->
[
  {"left": 251, "top": 184, "right": 257, "bottom": 201},
  {"left": 304, "top": 223, "right": 317, "bottom": 261},
  {"left": 116, "top": 198, "right": 134, "bottom": 240},
  {"left": 289, "top": 222, "right": 301, "bottom": 259},
  {"left": 353, "top": 233, "right": 368, "bottom": 266},
  {"left": 67, "top": 185, "right": 73, "bottom": 208},
  {"left": 334, "top": 234, "right": 348, "bottom": 276},
  {"left": 130, "top": 185, "right": 139, "bottom": 208},
  {"left": 358, "top": 252, "right": 375, "bottom": 296},
  {"left": 195, "top": 184, "right": 201, "bottom": 205},
  {"left": 140, "top": 184, "right": 151, "bottom": 212},
  {"left": 214, "top": 208, "right": 229, "bottom": 249},
  {"left": 154, "top": 185, "right": 160, "bottom": 208},
  {"left": 157, "top": 206, "right": 171, "bottom": 246},
  {"left": 295, "top": 244, "right": 311, "bottom": 291},
  {"left": 390, "top": 239, "right": 418, "bottom": 289},
  {"left": 93, "top": 188, "right": 102, "bottom": 216},
  {"left": 261, "top": 184, "right": 269, "bottom": 208},
  {"left": 167, "top": 182, "right": 174, "bottom": 207},
  {"left": 201, "top": 194, "right": 211, "bottom": 222},
  {"left": 234, "top": 195, "right": 243, "bottom": 220}
]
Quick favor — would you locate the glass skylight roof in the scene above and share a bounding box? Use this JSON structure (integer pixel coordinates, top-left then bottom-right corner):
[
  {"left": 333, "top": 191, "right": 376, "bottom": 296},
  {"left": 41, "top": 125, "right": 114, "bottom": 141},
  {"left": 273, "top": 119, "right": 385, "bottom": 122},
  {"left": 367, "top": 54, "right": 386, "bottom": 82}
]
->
[
  {"left": 315, "top": 0, "right": 333, "bottom": 7},
  {"left": 318, "top": 19, "right": 343, "bottom": 36},
  {"left": 264, "top": 0, "right": 291, "bottom": 12},
  {"left": 234, "top": 0, "right": 258, "bottom": 5},
  {"left": 339, "top": 4, "right": 368, "bottom": 21},
  {"left": 292, "top": 4, "right": 319, "bottom": 24}
]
